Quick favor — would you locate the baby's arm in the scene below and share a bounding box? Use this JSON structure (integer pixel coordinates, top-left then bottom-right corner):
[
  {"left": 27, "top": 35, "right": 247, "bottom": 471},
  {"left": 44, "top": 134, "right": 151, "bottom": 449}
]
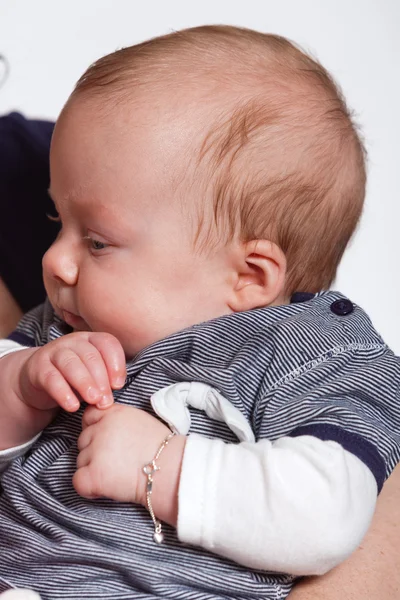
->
[
  {"left": 0, "top": 343, "right": 55, "bottom": 449},
  {"left": 0, "top": 342, "right": 41, "bottom": 473},
  {"left": 146, "top": 381, "right": 380, "bottom": 574},
  {"left": 0, "top": 340, "right": 42, "bottom": 471},
  {"left": 0, "top": 332, "right": 126, "bottom": 450},
  {"left": 155, "top": 346, "right": 398, "bottom": 576},
  {"left": 73, "top": 400, "right": 375, "bottom": 575},
  {"left": 151, "top": 433, "right": 377, "bottom": 575}
]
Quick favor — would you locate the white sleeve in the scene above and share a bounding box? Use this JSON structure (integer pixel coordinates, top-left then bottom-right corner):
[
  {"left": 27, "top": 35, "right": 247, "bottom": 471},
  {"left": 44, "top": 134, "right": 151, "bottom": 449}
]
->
[
  {"left": 0, "top": 339, "right": 39, "bottom": 473},
  {"left": 0, "top": 339, "right": 27, "bottom": 359},
  {"left": 177, "top": 434, "right": 377, "bottom": 575},
  {"left": 0, "top": 434, "right": 41, "bottom": 474}
]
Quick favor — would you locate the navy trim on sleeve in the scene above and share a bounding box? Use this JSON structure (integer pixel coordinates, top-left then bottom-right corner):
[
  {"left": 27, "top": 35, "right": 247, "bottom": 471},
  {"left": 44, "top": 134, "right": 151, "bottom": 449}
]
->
[
  {"left": 7, "top": 331, "right": 36, "bottom": 347},
  {"left": 290, "top": 423, "right": 385, "bottom": 493}
]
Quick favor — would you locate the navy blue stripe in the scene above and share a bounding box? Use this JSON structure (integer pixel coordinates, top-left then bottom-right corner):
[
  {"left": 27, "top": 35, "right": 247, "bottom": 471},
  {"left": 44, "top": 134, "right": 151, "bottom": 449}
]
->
[
  {"left": 7, "top": 331, "right": 36, "bottom": 347},
  {"left": 290, "top": 292, "right": 315, "bottom": 303},
  {"left": 290, "top": 423, "right": 385, "bottom": 493}
]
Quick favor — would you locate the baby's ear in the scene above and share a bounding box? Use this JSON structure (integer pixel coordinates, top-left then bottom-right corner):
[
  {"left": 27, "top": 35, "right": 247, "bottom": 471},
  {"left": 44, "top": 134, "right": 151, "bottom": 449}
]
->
[{"left": 228, "top": 240, "right": 287, "bottom": 312}]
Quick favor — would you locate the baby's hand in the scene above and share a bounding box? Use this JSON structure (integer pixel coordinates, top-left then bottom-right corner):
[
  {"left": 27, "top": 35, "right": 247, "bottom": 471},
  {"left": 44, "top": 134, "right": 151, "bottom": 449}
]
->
[
  {"left": 73, "top": 404, "right": 171, "bottom": 504},
  {"left": 17, "top": 332, "right": 126, "bottom": 413}
]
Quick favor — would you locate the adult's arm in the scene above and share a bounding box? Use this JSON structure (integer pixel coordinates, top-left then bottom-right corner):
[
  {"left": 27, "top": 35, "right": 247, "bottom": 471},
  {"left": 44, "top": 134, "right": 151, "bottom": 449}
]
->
[{"left": 288, "top": 461, "right": 400, "bottom": 599}]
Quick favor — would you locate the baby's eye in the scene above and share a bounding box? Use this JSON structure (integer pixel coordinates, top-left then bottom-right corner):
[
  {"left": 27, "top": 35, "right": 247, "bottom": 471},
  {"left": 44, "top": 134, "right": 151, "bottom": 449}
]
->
[{"left": 84, "top": 236, "right": 109, "bottom": 252}]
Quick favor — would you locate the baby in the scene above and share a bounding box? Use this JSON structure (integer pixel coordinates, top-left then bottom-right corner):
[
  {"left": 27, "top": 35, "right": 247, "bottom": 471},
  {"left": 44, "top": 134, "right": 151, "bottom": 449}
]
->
[{"left": 0, "top": 25, "right": 399, "bottom": 600}]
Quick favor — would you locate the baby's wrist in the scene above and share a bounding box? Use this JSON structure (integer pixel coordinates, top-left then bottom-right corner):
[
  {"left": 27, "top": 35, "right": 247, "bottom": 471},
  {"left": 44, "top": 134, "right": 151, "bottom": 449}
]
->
[
  {"left": 1, "top": 347, "right": 36, "bottom": 406},
  {"left": 141, "top": 433, "right": 187, "bottom": 529},
  {"left": 0, "top": 348, "right": 57, "bottom": 449}
]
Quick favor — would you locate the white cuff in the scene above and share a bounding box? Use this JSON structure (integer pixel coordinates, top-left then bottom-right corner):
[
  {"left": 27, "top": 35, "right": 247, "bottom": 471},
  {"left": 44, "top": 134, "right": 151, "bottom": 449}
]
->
[
  {"left": 178, "top": 433, "right": 220, "bottom": 545},
  {"left": 0, "top": 433, "right": 41, "bottom": 474},
  {"left": 0, "top": 339, "right": 27, "bottom": 359},
  {"left": 151, "top": 382, "right": 254, "bottom": 442}
]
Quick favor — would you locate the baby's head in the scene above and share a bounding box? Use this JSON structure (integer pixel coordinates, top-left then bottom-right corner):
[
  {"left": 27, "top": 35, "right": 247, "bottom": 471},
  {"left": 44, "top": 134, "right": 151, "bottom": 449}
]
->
[{"left": 43, "top": 25, "right": 366, "bottom": 358}]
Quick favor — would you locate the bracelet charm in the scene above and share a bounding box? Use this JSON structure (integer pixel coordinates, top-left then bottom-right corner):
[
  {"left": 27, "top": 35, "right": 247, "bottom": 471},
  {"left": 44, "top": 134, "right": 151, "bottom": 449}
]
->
[{"left": 142, "top": 432, "right": 176, "bottom": 544}]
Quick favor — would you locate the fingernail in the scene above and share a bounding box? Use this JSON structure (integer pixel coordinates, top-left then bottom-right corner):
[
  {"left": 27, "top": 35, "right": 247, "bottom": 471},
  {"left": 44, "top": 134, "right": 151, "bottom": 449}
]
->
[
  {"left": 87, "top": 387, "right": 100, "bottom": 401},
  {"left": 114, "top": 376, "right": 126, "bottom": 389},
  {"left": 66, "top": 397, "right": 80, "bottom": 411},
  {"left": 97, "top": 394, "right": 113, "bottom": 408}
]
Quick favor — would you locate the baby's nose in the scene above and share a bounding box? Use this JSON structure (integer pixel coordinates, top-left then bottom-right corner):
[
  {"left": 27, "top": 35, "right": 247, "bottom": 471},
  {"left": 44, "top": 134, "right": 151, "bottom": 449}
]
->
[{"left": 42, "top": 242, "right": 79, "bottom": 286}]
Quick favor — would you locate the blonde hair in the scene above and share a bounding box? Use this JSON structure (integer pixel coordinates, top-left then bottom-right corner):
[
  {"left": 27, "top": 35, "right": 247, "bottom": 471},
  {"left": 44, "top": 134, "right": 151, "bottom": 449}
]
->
[{"left": 73, "top": 25, "right": 366, "bottom": 295}]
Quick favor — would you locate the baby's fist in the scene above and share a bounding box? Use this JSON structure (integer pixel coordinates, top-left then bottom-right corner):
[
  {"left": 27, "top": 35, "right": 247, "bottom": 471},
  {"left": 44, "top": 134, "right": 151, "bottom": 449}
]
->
[
  {"left": 74, "top": 404, "right": 171, "bottom": 505},
  {"left": 18, "top": 332, "right": 126, "bottom": 413}
]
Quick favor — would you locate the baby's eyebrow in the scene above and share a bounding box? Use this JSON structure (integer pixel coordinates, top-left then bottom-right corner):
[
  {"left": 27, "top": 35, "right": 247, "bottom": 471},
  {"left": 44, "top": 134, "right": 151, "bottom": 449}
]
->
[{"left": 47, "top": 187, "right": 89, "bottom": 209}]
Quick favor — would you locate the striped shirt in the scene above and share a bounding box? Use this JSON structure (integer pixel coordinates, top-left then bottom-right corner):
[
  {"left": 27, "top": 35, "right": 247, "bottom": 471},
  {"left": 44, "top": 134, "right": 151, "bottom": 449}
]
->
[{"left": 1, "top": 291, "right": 399, "bottom": 599}]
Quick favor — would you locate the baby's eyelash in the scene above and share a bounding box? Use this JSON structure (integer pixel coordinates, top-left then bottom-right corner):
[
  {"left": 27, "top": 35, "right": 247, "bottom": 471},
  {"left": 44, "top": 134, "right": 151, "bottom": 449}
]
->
[
  {"left": 83, "top": 236, "right": 109, "bottom": 251},
  {"left": 46, "top": 212, "right": 61, "bottom": 223}
]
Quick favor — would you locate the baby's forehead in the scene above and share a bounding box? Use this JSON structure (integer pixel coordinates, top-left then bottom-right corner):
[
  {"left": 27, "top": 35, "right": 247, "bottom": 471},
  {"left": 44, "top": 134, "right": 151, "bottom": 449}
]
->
[
  {"left": 53, "top": 95, "right": 206, "bottom": 210},
  {"left": 66, "top": 86, "right": 224, "bottom": 180},
  {"left": 60, "top": 59, "right": 329, "bottom": 215}
]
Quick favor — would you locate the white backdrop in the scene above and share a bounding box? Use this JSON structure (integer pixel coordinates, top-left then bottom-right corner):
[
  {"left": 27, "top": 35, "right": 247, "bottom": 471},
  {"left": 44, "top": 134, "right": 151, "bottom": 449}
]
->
[{"left": 1, "top": 0, "right": 399, "bottom": 351}]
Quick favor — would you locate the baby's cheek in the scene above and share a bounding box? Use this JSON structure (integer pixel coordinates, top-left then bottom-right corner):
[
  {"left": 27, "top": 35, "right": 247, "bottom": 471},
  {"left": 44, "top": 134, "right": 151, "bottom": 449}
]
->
[{"left": 78, "top": 277, "right": 120, "bottom": 324}]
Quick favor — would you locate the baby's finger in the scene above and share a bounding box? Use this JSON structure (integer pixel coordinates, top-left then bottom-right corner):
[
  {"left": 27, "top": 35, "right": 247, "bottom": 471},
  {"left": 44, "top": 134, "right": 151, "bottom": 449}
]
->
[
  {"left": 73, "top": 341, "right": 114, "bottom": 408},
  {"left": 73, "top": 466, "right": 99, "bottom": 499},
  {"left": 87, "top": 333, "right": 126, "bottom": 390},
  {"left": 82, "top": 405, "right": 105, "bottom": 429},
  {"left": 77, "top": 425, "right": 93, "bottom": 451},
  {"left": 76, "top": 447, "right": 91, "bottom": 469},
  {"left": 50, "top": 348, "right": 103, "bottom": 406},
  {"left": 38, "top": 365, "right": 81, "bottom": 412}
]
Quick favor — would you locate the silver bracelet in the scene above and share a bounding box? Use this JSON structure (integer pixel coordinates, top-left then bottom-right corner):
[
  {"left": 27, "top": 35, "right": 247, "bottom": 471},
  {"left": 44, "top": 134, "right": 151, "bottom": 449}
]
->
[{"left": 142, "top": 431, "right": 176, "bottom": 543}]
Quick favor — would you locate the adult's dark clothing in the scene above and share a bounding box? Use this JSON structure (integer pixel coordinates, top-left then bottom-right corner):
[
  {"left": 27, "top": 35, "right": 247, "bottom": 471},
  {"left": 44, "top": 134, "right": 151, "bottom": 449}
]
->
[{"left": 0, "top": 112, "right": 57, "bottom": 312}]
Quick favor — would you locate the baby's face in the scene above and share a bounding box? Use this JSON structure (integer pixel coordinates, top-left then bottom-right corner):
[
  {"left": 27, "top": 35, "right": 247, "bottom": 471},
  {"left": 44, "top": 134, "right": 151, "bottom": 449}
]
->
[{"left": 43, "top": 97, "right": 234, "bottom": 358}]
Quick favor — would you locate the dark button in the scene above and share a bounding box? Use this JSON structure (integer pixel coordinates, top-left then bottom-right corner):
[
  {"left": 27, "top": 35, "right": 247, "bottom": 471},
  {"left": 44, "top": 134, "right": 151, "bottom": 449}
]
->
[{"left": 330, "top": 299, "right": 354, "bottom": 316}]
